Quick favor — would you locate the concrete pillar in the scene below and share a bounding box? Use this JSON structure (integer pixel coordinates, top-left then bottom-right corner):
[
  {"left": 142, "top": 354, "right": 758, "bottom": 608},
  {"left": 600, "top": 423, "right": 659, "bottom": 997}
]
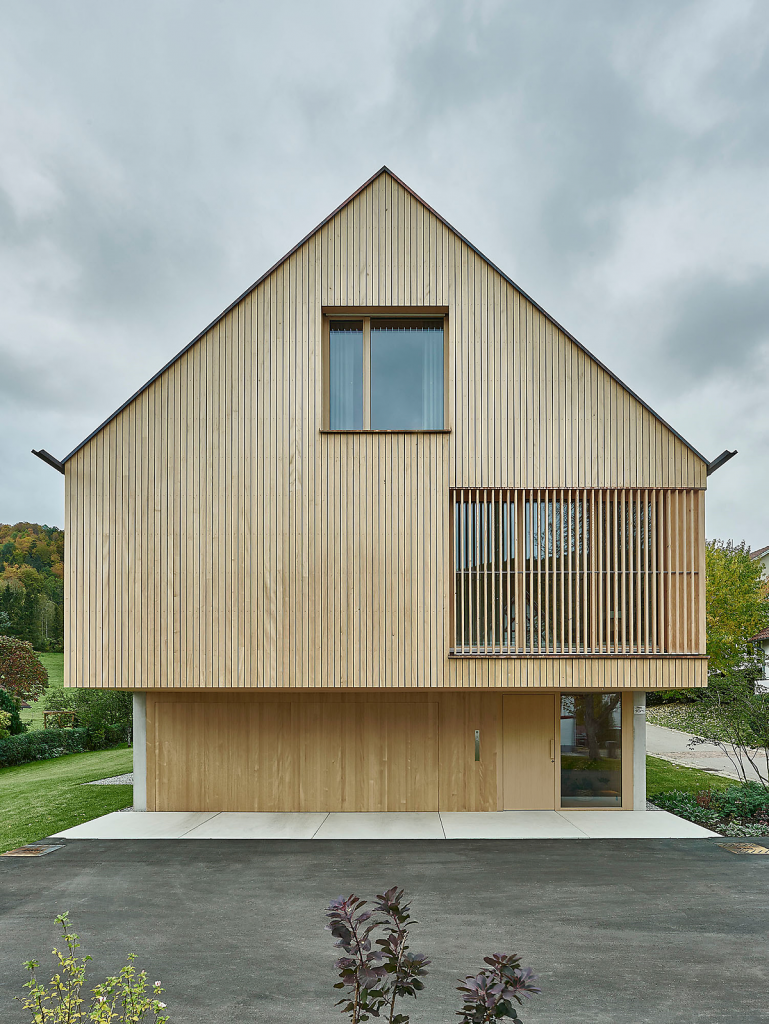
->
[
  {"left": 132, "top": 694, "right": 147, "bottom": 811},
  {"left": 632, "top": 691, "right": 646, "bottom": 810}
]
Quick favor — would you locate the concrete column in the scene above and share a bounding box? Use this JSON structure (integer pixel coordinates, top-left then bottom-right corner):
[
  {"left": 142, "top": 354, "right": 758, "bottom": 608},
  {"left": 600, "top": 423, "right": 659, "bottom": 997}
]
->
[
  {"left": 132, "top": 694, "right": 147, "bottom": 811},
  {"left": 632, "top": 691, "right": 646, "bottom": 810}
]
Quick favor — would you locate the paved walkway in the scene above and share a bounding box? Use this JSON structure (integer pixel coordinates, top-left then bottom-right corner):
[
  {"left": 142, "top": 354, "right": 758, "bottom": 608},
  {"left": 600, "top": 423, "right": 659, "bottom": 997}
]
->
[
  {"left": 54, "top": 808, "right": 717, "bottom": 840},
  {"left": 647, "top": 722, "right": 769, "bottom": 783}
]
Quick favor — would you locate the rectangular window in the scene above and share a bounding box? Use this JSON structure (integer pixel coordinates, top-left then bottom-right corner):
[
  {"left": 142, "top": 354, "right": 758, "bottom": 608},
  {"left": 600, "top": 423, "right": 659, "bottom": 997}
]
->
[
  {"left": 329, "top": 321, "right": 364, "bottom": 429},
  {"left": 560, "top": 694, "right": 622, "bottom": 807},
  {"left": 327, "top": 316, "right": 444, "bottom": 430},
  {"left": 451, "top": 487, "right": 703, "bottom": 655}
]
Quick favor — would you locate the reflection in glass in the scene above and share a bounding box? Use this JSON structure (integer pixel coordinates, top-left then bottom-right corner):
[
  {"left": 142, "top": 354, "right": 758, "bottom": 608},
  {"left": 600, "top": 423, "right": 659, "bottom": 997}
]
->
[
  {"left": 329, "top": 322, "right": 363, "bottom": 429},
  {"left": 370, "top": 321, "right": 443, "bottom": 429},
  {"left": 454, "top": 496, "right": 516, "bottom": 651},
  {"left": 560, "top": 694, "right": 622, "bottom": 807}
]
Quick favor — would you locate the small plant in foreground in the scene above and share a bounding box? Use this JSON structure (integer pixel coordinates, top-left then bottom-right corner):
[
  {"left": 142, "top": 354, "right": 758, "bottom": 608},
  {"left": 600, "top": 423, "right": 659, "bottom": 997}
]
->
[
  {"left": 457, "top": 953, "right": 541, "bottom": 1022},
  {"left": 19, "top": 913, "right": 169, "bottom": 1023},
  {"left": 326, "top": 887, "right": 429, "bottom": 1023}
]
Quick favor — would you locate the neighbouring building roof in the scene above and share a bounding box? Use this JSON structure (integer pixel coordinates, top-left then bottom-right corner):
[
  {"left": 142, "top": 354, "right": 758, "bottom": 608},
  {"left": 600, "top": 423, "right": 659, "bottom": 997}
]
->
[
  {"left": 749, "top": 627, "right": 769, "bottom": 642},
  {"left": 750, "top": 545, "right": 769, "bottom": 561}
]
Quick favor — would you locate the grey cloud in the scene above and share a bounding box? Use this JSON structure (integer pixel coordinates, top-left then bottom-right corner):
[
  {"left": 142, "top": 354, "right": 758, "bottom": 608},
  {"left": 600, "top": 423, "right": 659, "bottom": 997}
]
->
[
  {"left": 658, "top": 273, "right": 769, "bottom": 382},
  {"left": 0, "top": 0, "right": 767, "bottom": 541}
]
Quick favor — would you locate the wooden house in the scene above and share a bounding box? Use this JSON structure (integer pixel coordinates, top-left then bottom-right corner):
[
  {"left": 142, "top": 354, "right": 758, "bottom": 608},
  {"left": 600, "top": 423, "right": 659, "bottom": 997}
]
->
[{"left": 34, "top": 167, "right": 736, "bottom": 814}]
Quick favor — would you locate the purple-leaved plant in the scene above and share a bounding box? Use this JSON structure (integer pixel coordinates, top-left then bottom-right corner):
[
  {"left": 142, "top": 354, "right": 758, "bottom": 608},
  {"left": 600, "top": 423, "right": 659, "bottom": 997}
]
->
[
  {"left": 456, "top": 953, "right": 541, "bottom": 1023},
  {"left": 325, "top": 888, "right": 430, "bottom": 1024},
  {"left": 373, "top": 887, "right": 430, "bottom": 1024}
]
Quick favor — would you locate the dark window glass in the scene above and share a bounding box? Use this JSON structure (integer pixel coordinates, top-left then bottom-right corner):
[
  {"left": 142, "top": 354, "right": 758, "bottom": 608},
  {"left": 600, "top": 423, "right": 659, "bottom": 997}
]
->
[
  {"left": 370, "top": 321, "right": 443, "bottom": 429},
  {"left": 560, "top": 694, "right": 622, "bottom": 807},
  {"left": 329, "top": 321, "right": 363, "bottom": 429}
]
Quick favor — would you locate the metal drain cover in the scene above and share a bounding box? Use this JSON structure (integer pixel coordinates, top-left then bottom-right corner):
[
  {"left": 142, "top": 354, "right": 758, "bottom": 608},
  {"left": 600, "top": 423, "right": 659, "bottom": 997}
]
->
[
  {"left": 717, "top": 842, "right": 769, "bottom": 855},
  {"left": 2, "top": 844, "right": 64, "bottom": 858}
]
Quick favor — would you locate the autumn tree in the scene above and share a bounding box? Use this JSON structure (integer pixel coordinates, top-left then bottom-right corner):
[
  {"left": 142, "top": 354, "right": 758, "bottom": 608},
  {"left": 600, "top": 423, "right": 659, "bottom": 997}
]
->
[
  {"left": 706, "top": 540, "right": 769, "bottom": 680},
  {"left": 0, "top": 635, "right": 48, "bottom": 702}
]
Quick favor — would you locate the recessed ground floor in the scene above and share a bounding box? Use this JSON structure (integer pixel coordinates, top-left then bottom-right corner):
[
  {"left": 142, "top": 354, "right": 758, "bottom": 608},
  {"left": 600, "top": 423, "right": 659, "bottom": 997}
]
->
[{"left": 133, "top": 688, "right": 648, "bottom": 813}]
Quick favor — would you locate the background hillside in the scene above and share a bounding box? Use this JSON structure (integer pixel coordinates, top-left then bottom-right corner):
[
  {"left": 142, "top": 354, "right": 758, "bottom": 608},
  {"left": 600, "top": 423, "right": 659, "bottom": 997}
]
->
[{"left": 0, "top": 523, "right": 64, "bottom": 651}]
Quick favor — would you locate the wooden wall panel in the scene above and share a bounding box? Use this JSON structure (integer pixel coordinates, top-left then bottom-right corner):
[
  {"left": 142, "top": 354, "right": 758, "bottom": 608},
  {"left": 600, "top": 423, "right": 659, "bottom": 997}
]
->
[
  {"left": 152, "top": 694, "right": 441, "bottom": 812},
  {"left": 65, "top": 171, "right": 708, "bottom": 692},
  {"left": 149, "top": 690, "right": 640, "bottom": 812}
]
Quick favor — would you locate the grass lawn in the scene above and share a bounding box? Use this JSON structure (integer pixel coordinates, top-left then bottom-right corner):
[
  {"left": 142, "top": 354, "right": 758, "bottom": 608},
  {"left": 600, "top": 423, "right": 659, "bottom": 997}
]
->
[
  {"left": 20, "top": 652, "right": 64, "bottom": 730},
  {"left": 646, "top": 754, "right": 734, "bottom": 798},
  {"left": 0, "top": 745, "right": 132, "bottom": 853}
]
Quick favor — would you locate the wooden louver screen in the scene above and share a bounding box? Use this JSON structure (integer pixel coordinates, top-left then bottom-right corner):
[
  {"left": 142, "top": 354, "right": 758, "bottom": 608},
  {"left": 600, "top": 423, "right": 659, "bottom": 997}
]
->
[{"left": 451, "top": 488, "right": 703, "bottom": 656}]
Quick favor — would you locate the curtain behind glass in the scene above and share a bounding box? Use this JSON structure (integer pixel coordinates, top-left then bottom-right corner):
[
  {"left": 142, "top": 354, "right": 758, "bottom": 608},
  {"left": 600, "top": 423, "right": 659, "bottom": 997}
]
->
[
  {"left": 329, "top": 323, "right": 363, "bottom": 429},
  {"left": 370, "top": 324, "right": 443, "bottom": 429}
]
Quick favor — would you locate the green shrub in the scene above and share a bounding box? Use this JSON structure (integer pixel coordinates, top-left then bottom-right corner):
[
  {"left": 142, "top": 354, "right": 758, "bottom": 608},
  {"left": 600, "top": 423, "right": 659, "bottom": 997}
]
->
[
  {"left": 0, "top": 687, "right": 26, "bottom": 734},
  {"left": 20, "top": 912, "right": 169, "bottom": 1023},
  {"left": 654, "top": 783, "right": 769, "bottom": 837},
  {"left": 0, "top": 723, "right": 126, "bottom": 768},
  {"left": 653, "top": 790, "right": 721, "bottom": 828},
  {"left": 43, "top": 688, "right": 132, "bottom": 745}
]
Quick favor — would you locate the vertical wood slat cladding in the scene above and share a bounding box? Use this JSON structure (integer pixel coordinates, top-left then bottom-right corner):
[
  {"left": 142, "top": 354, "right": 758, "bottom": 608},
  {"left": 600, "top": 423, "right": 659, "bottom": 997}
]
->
[
  {"left": 149, "top": 691, "right": 494, "bottom": 812},
  {"left": 65, "top": 171, "right": 708, "bottom": 692},
  {"left": 452, "top": 488, "right": 703, "bottom": 656},
  {"left": 154, "top": 699, "right": 439, "bottom": 812}
]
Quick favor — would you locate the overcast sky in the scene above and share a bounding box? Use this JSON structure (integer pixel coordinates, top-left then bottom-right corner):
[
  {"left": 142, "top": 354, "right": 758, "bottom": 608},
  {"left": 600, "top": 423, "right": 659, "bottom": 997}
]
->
[{"left": 1, "top": 0, "right": 767, "bottom": 545}]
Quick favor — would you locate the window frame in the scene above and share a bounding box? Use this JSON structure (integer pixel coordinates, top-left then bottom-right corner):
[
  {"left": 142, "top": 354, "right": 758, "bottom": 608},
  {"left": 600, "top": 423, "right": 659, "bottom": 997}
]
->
[{"left": 321, "top": 308, "right": 450, "bottom": 432}]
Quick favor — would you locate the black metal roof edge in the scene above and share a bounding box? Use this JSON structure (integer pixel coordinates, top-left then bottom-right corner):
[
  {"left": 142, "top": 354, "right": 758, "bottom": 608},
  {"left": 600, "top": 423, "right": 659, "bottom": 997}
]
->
[
  {"left": 706, "top": 449, "right": 738, "bottom": 476},
  {"left": 56, "top": 164, "right": 711, "bottom": 468},
  {"left": 32, "top": 449, "right": 65, "bottom": 475}
]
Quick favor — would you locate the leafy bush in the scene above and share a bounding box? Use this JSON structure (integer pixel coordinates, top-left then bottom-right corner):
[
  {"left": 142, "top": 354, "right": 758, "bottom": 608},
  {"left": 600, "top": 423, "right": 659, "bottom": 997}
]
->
[
  {"left": 654, "top": 784, "right": 769, "bottom": 837},
  {"left": 326, "top": 887, "right": 430, "bottom": 1023},
  {"left": 0, "top": 724, "right": 126, "bottom": 768},
  {"left": 20, "top": 912, "right": 169, "bottom": 1023},
  {"left": 0, "top": 635, "right": 47, "bottom": 702},
  {"left": 0, "top": 687, "right": 26, "bottom": 734},
  {"left": 44, "top": 687, "right": 132, "bottom": 745},
  {"left": 0, "top": 708, "right": 11, "bottom": 739},
  {"left": 326, "top": 887, "right": 541, "bottom": 1023},
  {"left": 457, "top": 953, "right": 541, "bottom": 1023}
]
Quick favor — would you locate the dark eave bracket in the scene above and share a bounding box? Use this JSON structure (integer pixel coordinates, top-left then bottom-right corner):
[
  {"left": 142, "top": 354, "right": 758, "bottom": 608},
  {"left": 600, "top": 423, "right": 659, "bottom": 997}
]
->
[
  {"left": 32, "top": 449, "right": 65, "bottom": 475},
  {"left": 707, "top": 449, "right": 737, "bottom": 476}
]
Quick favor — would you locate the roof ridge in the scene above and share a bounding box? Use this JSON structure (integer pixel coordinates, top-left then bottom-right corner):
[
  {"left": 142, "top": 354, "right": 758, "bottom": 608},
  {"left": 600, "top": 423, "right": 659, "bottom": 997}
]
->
[{"left": 53, "top": 165, "right": 709, "bottom": 467}]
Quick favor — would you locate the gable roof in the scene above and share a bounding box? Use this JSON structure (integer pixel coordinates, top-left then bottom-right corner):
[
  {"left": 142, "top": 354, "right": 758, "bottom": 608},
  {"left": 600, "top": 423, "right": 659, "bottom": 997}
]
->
[
  {"left": 36, "top": 166, "right": 730, "bottom": 473},
  {"left": 751, "top": 545, "right": 769, "bottom": 561}
]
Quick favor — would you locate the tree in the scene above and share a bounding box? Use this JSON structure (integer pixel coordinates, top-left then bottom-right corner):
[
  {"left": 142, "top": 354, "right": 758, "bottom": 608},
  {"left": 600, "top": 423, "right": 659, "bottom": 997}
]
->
[
  {"left": 0, "top": 687, "right": 27, "bottom": 734},
  {"left": 706, "top": 540, "right": 769, "bottom": 678},
  {"left": 0, "top": 635, "right": 48, "bottom": 702}
]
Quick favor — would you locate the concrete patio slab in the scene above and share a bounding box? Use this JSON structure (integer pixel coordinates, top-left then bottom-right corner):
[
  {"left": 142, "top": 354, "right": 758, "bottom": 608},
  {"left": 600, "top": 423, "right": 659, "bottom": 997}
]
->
[
  {"left": 314, "top": 812, "right": 445, "bottom": 839},
  {"left": 53, "top": 811, "right": 219, "bottom": 839},
  {"left": 51, "top": 808, "right": 719, "bottom": 840},
  {"left": 559, "top": 809, "right": 720, "bottom": 839},
  {"left": 182, "top": 812, "right": 328, "bottom": 839},
  {"left": 441, "top": 810, "right": 589, "bottom": 839}
]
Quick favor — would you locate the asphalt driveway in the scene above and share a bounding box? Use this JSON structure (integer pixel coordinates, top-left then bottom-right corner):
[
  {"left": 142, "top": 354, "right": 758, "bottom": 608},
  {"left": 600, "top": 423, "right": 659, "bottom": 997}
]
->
[{"left": 1, "top": 837, "right": 768, "bottom": 1023}]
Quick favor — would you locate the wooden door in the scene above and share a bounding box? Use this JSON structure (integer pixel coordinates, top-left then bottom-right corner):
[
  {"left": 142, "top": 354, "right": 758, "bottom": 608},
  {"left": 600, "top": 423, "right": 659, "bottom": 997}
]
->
[
  {"left": 154, "top": 700, "right": 439, "bottom": 811},
  {"left": 502, "top": 695, "right": 556, "bottom": 809}
]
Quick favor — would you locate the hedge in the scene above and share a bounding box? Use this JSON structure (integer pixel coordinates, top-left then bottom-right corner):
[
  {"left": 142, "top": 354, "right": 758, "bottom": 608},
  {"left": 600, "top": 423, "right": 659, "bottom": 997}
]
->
[{"left": 0, "top": 724, "right": 127, "bottom": 769}]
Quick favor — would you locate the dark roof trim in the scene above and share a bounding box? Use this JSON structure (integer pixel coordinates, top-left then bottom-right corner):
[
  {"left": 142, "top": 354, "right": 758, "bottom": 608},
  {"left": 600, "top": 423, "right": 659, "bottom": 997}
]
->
[
  {"left": 706, "top": 450, "right": 738, "bottom": 476},
  {"left": 32, "top": 449, "right": 65, "bottom": 475},
  {"left": 54, "top": 165, "right": 711, "bottom": 467}
]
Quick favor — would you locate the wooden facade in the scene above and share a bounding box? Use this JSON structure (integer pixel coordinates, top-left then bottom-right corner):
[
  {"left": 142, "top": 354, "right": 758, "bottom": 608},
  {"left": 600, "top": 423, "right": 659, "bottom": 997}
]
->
[{"left": 62, "top": 168, "right": 708, "bottom": 697}]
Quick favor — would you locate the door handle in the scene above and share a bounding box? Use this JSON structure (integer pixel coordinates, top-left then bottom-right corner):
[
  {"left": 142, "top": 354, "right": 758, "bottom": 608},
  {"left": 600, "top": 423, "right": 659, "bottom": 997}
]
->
[
  {"left": 475, "top": 730, "right": 480, "bottom": 762},
  {"left": 550, "top": 739, "right": 555, "bottom": 763}
]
